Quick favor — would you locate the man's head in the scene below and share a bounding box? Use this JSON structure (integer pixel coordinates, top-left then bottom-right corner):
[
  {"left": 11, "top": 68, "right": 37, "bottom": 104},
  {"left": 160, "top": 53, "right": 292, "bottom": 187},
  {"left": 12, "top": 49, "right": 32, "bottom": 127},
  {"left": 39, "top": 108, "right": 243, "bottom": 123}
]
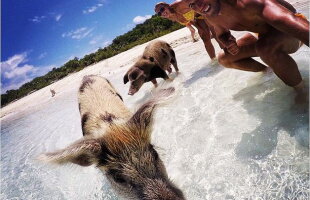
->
[
  {"left": 184, "top": 0, "right": 221, "bottom": 16},
  {"left": 155, "top": 2, "right": 174, "bottom": 18}
]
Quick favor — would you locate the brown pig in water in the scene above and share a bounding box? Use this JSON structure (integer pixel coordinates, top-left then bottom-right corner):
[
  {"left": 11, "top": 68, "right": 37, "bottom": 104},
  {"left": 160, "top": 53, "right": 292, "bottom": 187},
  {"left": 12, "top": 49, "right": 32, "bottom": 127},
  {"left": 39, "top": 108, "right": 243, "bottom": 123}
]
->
[
  {"left": 123, "top": 40, "right": 179, "bottom": 95},
  {"left": 38, "top": 75, "right": 185, "bottom": 200}
]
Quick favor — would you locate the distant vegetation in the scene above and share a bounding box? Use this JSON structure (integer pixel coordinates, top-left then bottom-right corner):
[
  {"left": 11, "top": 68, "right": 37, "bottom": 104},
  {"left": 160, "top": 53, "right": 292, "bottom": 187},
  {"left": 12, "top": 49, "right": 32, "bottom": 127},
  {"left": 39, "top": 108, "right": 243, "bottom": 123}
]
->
[{"left": 1, "top": 16, "right": 183, "bottom": 106}]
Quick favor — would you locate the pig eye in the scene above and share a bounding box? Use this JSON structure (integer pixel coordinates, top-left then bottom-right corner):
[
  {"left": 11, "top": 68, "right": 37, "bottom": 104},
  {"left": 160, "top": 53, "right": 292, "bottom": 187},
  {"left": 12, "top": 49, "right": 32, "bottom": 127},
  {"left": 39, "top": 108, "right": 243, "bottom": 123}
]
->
[
  {"left": 130, "top": 72, "right": 138, "bottom": 80},
  {"left": 149, "top": 57, "right": 155, "bottom": 62}
]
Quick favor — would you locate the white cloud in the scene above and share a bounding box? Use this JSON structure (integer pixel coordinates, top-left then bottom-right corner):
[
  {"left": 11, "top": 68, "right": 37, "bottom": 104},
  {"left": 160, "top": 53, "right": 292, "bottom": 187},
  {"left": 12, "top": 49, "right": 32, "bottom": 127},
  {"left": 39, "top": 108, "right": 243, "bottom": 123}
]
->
[
  {"left": 67, "top": 55, "right": 75, "bottom": 61},
  {"left": 83, "top": 3, "right": 104, "bottom": 14},
  {"left": 133, "top": 15, "right": 152, "bottom": 24},
  {"left": 38, "top": 52, "right": 47, "bottom": 59},
  {"left": 1, "top": 78, "right": 33, "bottom": 93},
  {"left": 89, "top": 40, "right": 97, "bottom": 45},
  {"left": 29, "top": 16, "right": 46, "bottom": 23},
  {"left": 89, "top": 36, "right": 111, "bottom": 47},
  {"left": 32, "top": 64, "right": 56, "bottom": 76},
  {"left": 4, "top": 64, "right": 34, "bottom": 79},
  {"left": 1, "top": 53, "right": 55, "bottom": 93},
  {"left": 55, "top": 14, "right": 62, "bottom": 22},
  {"left": 1, "top": 53, "right": 28, "bottom": 72},
  {"left": 62, "top": 27, "right": 94, "bottom": 40},
  {"left": 123, "top": 23, "right": 135, "bottom": 32},
  {"left": 89, "top": 36, "right": 102, "bottom": 45},
  {"left": 30, "top": 13, "right": 63, "bottom": 23},
  {"left": 103, "top": 40, "right": 112, "bottom": 47}
]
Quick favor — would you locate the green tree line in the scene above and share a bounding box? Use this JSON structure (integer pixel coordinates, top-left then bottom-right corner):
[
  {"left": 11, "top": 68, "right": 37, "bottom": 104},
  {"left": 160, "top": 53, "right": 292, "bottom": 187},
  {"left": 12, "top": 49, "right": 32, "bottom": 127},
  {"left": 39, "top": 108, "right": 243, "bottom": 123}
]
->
[{"left": 1, "top": 16, "right": 183, "bottom": 106}]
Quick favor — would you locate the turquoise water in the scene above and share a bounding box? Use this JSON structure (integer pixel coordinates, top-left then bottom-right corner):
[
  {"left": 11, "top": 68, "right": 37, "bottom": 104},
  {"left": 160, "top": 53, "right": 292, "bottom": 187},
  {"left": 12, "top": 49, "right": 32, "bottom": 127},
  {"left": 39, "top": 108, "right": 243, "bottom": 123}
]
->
[{"left": 1, "top": 8, "right": 309, "bottom": 199}]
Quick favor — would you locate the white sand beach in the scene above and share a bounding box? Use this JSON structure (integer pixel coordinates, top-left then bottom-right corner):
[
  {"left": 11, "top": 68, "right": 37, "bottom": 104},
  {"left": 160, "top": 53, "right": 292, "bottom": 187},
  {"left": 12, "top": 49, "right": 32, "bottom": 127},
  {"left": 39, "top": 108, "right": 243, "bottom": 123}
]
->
[{"left": 1, "top": 1, "right": 309, "bottom": 199}]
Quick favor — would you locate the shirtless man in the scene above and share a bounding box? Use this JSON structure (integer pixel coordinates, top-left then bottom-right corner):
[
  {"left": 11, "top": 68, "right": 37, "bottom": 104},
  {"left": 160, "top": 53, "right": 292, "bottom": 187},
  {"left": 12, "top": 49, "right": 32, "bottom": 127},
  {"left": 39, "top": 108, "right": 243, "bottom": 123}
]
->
[
  {"left": 155, "top": 2, "right": 217, "bottom": 59},
  {"left": 182, "top": 0, "right": 309, "bottom": 93}
]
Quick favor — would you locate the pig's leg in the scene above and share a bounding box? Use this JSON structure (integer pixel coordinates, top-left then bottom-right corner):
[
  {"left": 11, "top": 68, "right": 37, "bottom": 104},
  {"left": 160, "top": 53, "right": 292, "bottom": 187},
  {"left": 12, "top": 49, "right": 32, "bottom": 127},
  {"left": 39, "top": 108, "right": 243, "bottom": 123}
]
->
[{"left": 151, "top": 79, "right": 158, "bottom": 87}]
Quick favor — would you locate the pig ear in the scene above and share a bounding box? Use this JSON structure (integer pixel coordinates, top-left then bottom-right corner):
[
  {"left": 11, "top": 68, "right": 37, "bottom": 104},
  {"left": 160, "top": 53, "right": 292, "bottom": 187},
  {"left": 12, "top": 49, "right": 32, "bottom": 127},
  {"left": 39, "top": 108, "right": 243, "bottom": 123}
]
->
[
  {"left": 161, "top": 48, "right": 168, "bottom": 56},
  {"left": 123, "top": 72, "right": 129, "bottom": 84},
  {"left": 37, "top": 138, "right": 107, "bottom": 167},
  {"left": 128, "top": 87, "right": 175, "bottom": 136},
  {"left": 149, "top": 65, "right": 169, "bottom": 81}
]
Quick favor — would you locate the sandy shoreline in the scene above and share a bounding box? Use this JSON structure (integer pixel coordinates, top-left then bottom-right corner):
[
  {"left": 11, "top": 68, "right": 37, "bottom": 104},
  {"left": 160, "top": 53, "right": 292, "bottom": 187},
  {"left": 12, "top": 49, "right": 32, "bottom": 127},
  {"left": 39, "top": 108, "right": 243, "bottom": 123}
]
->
[
  {"left": 1, "top": 0, "right": 308, "bottom": 120},
  {"left": 0, "top": 28, "right": 194, "bottom": 119}
]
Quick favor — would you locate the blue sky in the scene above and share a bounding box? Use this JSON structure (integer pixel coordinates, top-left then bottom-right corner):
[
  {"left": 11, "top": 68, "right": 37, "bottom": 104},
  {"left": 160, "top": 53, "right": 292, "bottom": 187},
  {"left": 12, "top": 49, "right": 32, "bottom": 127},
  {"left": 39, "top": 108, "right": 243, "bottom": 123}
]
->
[{"left": 1, "top": 0, "right": 174, "bottom": 93}]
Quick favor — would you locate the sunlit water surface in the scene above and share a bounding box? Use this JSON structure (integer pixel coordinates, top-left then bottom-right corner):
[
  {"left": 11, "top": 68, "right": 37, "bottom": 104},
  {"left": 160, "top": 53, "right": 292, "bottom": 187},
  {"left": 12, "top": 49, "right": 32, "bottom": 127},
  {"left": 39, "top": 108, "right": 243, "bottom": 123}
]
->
[{"left": 1, "top": 8, "right": 309, "bottom": 200}]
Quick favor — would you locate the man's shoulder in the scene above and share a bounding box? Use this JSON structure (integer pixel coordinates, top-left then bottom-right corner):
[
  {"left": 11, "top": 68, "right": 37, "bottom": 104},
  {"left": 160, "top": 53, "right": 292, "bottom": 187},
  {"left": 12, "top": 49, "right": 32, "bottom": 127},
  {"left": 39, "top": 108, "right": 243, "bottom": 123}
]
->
[{"left": 237, "top": 0, "right": 266, "bottom": 7}]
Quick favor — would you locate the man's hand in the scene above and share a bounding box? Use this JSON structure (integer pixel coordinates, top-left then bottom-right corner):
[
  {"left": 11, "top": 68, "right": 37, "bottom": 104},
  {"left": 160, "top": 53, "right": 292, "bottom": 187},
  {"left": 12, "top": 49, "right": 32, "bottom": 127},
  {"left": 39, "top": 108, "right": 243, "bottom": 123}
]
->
[
  {"left": 226, "top": 41, "right": 239, "bottom": 55},
  {"left": 218, "top": 31, "right": 239, "bottom": 55}
]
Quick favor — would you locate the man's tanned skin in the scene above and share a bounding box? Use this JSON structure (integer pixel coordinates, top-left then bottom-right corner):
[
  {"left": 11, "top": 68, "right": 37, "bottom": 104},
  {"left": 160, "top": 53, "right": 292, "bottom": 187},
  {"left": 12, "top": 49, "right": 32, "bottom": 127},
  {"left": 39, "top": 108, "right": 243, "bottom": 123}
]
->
[
  {"left": 155, "top": 1, "right": 217, "bottom": 59},
  {"left": 183, "top": 0, "right": 309, "bottom": 91}
]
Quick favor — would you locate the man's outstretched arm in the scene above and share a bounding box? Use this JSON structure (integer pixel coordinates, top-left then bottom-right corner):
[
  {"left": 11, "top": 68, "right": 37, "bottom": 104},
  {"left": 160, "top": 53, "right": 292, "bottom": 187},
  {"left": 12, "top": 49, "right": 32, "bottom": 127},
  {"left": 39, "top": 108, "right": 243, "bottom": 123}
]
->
[
  {"left": 217, "top": 29, "right": 239, "bottom": 55},
  {"left": 260, "top": 0, "right": 309, "bottom": 46}
]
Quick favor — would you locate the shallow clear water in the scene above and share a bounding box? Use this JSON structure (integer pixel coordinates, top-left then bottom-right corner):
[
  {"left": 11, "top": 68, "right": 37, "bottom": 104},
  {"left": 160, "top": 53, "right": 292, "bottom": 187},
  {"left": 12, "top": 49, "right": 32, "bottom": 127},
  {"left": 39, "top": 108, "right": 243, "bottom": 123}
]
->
[{"left": 1, "top": 12, "right": 309, "bottom": 200}]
